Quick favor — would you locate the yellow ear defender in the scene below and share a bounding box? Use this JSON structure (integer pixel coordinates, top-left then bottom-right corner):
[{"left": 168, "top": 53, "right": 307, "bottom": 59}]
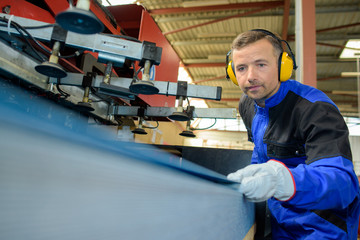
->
[
  {"left": 226, "top": 50, "right": 238, "bottom": 85},
  {"left": 279, "top": 52, "right": 295, "bottom": 82},
  {"left": 226, "top": 29, "right": 297, "bottom": 85}
]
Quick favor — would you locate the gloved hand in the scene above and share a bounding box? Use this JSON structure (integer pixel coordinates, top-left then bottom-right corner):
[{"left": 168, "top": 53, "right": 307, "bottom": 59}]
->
[{"left": 227, "top": 160, "right": 296, "bottom": 202}]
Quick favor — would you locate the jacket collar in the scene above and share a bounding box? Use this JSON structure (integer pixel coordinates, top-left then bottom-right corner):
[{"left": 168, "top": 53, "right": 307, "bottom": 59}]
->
[{"left": 262, "top": 80, "right": 292, "bottom": 108}]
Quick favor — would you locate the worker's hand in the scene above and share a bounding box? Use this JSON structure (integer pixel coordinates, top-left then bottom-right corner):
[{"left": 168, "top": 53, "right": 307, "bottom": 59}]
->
[{"left": 227, "top": 160, "right": 295, "bottom": 202}]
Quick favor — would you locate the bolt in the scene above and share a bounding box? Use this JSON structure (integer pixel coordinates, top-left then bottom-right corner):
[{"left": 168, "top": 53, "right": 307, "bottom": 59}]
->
[{"left": 2, "top": 5, "right": 10, "bottom": 14}]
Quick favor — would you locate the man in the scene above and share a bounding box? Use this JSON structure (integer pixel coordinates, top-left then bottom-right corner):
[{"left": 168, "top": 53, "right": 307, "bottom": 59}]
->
[{"left": 226, "top": 29, "right": 360, "bottom": 239}]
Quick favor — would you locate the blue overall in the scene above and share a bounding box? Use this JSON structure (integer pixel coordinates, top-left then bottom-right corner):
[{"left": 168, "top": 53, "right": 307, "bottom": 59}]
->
[{"left": 239, "top": 80, "right": 360, "bottom": 239}]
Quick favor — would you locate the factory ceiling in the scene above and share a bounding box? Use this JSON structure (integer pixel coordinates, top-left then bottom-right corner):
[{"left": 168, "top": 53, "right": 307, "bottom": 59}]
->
[{"left": 122, "top": 0, "right": 360, "bottom": 117}]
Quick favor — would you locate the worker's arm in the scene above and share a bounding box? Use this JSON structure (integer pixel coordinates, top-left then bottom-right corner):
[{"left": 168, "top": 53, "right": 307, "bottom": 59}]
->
[
  {"left": 288, "top": 101, "right": 359, "bottom": 209},
  {"left": 287, "top": 156, "right": 358, "bottom": 209},
  {"left": 229, "top": 101, "right": 359, "bottom": 207},
  {"left": 226, "top": 156, "right": 358, "bottom": 209}
]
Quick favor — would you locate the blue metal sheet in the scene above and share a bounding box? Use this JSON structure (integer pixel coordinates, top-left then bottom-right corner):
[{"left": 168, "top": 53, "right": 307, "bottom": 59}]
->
[{"left": 0, "top": 80, "right": 254, "bottom": 240}]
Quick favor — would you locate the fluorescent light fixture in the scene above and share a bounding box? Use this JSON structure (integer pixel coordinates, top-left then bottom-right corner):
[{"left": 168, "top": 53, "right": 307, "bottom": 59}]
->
[
  {"left": 341, "top": 72, "right": 360, "bottom": 77},
  {"left": 340, "top": 39, "right": 360, "bottom": 58},
  {"left": 182, "top": 0, "right": 229, "bottom": 8},
  {"left": 102, "top": 0, "right": 136, "bottom": 6}
]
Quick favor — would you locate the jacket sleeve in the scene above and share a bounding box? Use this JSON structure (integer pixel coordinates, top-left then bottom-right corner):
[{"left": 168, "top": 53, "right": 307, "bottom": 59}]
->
[
  {"left": 288, "top": 156, "right": 359, "bottom": 209},
  {"left": 286, "top": 101, "right": 358, "bottom": 209}
]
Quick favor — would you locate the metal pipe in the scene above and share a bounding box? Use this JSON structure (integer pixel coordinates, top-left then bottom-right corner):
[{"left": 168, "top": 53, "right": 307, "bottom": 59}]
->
[{"left": 142, "top": 60, "right": 151, "bottom": 81}]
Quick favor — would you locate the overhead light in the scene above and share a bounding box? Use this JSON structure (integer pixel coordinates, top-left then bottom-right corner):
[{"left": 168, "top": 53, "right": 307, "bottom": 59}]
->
[
  {"left": 341, "top": 72, "right": 360, "bottom": 77},
  {"left": 340, "top": 39, "right": 360, "bottom": 58},
  {"left": 182, "top": 0, "right": 229, "bottom": 8}
]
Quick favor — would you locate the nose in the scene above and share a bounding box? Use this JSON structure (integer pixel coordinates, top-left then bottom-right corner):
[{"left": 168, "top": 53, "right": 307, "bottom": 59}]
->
[{"left": 247, "top": 66, "right": 257, "bottom": 82}]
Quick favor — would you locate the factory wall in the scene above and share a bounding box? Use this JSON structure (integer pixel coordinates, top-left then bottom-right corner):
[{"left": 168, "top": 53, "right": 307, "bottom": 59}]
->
[
  {"left": 133, "top": 120, "right": 254, "bottom": 151},
  {"left": 184, "top": 130, "right": 254, "bottom": 150},
  {"left": 134, "top": 121, "right": 186, "bottom": 146}
]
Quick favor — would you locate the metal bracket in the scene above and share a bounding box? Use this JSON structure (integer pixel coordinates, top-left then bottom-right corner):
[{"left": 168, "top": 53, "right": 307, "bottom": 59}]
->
[
  {"left": 82, "top": 72, "right": 96, "bottom": 88},
  {"left": 110, "top": 106, "right": 237, "bottom": 119},
  {"left": 186, "top": 106, "right": 195, "bottom": 119},
  {"left": 49, "top": 73, "right": 222, "bottom": 100},
  {"left": 176, "top": 81, "right": 188, "bottom": 99},
  {"left": 50, "top": 24, "right": 68, "bottom": 50},
  {"left": 139, "top": 41, "right": 162, "bottom": 67}
]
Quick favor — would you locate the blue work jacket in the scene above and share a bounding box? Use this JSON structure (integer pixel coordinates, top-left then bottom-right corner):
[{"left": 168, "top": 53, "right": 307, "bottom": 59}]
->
[{"left": 239, "top": 80, "right": 360, "bottom": 239}]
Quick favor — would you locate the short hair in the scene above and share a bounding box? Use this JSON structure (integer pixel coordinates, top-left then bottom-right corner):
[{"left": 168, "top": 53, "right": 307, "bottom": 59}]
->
[{"left": 231, "top": 30, "right": 283, "bottom": 58}]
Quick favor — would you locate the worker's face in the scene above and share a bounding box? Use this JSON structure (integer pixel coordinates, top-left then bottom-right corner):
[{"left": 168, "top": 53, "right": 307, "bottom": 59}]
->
[{"left": 232, "top": 39, "right": 280, "bottom": 107}]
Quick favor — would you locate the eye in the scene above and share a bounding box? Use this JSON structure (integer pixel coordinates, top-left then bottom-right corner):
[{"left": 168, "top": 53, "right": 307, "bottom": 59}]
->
[{"left": 237, "top": 66, "right": 246, "bottom": 72}]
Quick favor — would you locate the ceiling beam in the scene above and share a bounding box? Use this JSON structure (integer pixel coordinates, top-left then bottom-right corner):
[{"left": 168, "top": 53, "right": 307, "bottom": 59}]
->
[
  {"left": 318, "top": 75, "right": 347, "bottom": 81},
  {"left": 316, "top": 57, "right": 357, "bottom": 63},
  {"left": 172, "top": 39, "right": 231, "bottom": 46},
  {"left": 183, "top": 63, "right": 225, "bottom": 68},
  {"left": 155, "top": 12, "right": 285, "bottom": 23},
  {"left": 316, "top": 34, "right": 360, "bottom": 41},
  {"left": 316, "top": 42, "right": 353, "bottom": 51},
  {"left": 149, "top": 1, "right": 283, "bottom": 15},
  {"left": 171, "top": 33, "right": 360, "bottom": 46},
  {"left": 149, "top": 2, "right": 359, "bottom": 16},
  {"left": 163, "top": 4, "right": 283, "bottom": 35},
  {"left": 153, "top": 4, "right": 359, "bottom": 23},
  {"left": 287, "top": 22, "right": 360, "bottom": 40},
  {"left": 317, "top": 22, "right": 360, "bottom": 34},
  {"left": 281, "top": 0, "right": 290, "bottom": 40},
  {"left": 182, "top": 55, "right": 357, "bottom": 66}
]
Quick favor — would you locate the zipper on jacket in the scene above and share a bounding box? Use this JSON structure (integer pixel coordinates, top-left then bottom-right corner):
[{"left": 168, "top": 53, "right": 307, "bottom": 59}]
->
[{"left": 252, "top": 105, "right": 269, "bottom": 163}]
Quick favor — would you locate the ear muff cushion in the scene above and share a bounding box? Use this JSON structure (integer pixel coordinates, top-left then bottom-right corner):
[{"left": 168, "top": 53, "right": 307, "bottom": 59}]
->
[
  {"left": 279, "top": 52, "right": 294, "bottom": 82},
  {"left": 227, "top": 61, "right": 238, "bottom": 85}
]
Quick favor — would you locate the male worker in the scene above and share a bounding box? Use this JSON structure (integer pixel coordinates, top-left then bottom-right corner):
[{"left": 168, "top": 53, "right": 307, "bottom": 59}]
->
[{"left": 226, "top": 29, "right": 360, "bottom": 239}]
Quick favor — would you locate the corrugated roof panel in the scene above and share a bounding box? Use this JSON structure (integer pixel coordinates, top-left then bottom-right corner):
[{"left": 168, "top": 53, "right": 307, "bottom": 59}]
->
[
  {"left": 188, "top": 67, "right": 225, "bottom": 79},
  {"left": 317, "top": 61, "right": 357, "bottom": 77},
  {"left": 315, "top": 40, "right": 344, "bottom": 56},
  {"left": 176, "top": 44, "right": 230, "bottom": 59}
]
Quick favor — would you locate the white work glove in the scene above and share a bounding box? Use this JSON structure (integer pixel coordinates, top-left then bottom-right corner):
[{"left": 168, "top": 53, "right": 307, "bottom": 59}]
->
[{"left": 227, "top": 160, "right": 295, "bottom": 202}]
